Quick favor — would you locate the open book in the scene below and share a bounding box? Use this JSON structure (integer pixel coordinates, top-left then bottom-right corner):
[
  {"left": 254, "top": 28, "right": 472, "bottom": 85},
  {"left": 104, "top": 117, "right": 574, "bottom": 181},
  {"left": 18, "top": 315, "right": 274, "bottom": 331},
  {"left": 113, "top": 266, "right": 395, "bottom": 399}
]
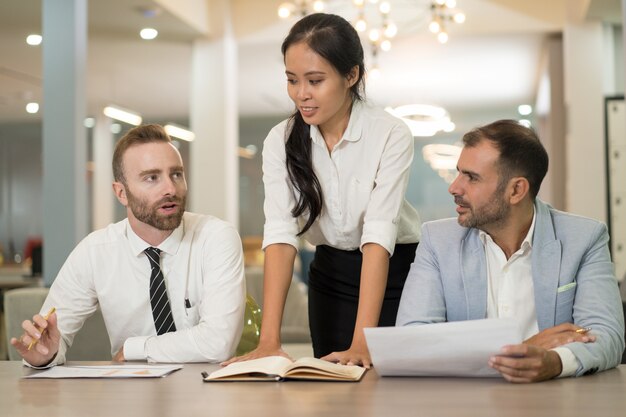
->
[{"left": 203, "top": 356, "right": 366, "bottom": 382}]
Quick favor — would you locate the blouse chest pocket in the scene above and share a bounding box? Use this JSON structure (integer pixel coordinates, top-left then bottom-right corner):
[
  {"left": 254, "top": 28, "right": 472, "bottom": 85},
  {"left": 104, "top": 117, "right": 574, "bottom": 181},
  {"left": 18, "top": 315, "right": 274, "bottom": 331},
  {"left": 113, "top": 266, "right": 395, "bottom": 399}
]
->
[{"left": 346, "top": 177, "right": 374, "bottom": 221}]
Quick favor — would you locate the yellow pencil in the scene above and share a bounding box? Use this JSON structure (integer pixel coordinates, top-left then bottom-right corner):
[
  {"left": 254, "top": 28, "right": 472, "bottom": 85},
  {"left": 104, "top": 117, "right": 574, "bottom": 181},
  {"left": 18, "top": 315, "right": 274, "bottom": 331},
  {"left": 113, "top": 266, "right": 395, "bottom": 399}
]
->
[{"left": 27, "top": 307, "right": 56, "bottom": 351}]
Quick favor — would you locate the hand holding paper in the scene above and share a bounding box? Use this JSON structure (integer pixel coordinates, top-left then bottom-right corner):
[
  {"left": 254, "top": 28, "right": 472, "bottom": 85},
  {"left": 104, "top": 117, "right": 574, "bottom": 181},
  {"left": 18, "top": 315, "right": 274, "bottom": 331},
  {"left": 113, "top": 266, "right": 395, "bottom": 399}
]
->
[{"left": 365, "top": 318, "right": 522, "bottom": 378}]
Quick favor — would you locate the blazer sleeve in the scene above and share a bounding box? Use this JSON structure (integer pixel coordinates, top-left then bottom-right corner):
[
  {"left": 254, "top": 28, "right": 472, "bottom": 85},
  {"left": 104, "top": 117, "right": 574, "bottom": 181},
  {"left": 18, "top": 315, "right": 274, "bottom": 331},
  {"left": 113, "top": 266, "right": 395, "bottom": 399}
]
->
[
  {"left": 565, "top": 222, "right": 625, "bottom": 376},
  {"left": 396, "top": 222, "right": 448, "bottom": 326}
]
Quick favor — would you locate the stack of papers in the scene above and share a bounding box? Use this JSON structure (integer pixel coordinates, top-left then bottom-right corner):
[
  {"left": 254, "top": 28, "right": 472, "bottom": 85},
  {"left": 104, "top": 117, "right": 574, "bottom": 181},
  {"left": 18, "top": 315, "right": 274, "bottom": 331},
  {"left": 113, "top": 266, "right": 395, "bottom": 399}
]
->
[{"left": 365, "top": 318, "right": 522, "bottom": 377}]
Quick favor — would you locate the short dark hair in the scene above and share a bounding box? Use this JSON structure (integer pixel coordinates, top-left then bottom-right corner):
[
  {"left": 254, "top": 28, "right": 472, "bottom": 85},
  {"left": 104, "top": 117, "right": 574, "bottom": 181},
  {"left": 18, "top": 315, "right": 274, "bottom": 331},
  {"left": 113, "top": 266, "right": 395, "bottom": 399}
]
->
[
  {"left": 462, "top": 120, "right": 548, "bottom": 199},
  {"left": 112, "top": 124, "right": 172, "bottom": 184}
]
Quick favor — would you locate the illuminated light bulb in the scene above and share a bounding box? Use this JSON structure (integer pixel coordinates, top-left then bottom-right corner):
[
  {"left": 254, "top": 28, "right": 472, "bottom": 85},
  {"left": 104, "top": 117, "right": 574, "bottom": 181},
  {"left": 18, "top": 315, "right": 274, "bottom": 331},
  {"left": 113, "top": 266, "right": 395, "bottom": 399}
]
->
[
  {"left": 139, "top": 28, "right": 158, "bottom": 40},
  {"left": 379, "top": 1, "right": 391, "bottom": 14},
  {"left": 369, "top": 66, "right": 382, "bottom": 79},
  {"left": 278, "top": 3, "right": 292, "bottom": 18},
  {"left": 26, "top": 34, "right": 42, "bottom": 46},
  {"left": 313, "top": 1, "right": 324, "bottom": 12},
  {"left": 26, "top": 102, "right": 39, "bottom": 114},
  {"left": 369, "top": 29, "right": 381, "bottom": 42},
  {"left": 355, "top": 18, "right": 367, "bottom": 32},
  {"left": 453, "top": 12, "right": 466, "bottom": 23},
  {"left": 353, "top": 0, "right": 365, "bottom": 5},
  {"left": 437, "top": 31, "right": 449, "bottom": 44},
  {"left": 380, "top": 40, "right": 392, "bottom": 52},
  {"left": 518, "top": 104, "right": 533, "bottom": 115},
  {"left": 429, "top": 21, "right": 441, "bottom": 33},
  {"left": 384, "top": 22, "right": 398, "bottom": 38},
  {"left": 445, "top": 0, "right": 457, "bottom": 8}
]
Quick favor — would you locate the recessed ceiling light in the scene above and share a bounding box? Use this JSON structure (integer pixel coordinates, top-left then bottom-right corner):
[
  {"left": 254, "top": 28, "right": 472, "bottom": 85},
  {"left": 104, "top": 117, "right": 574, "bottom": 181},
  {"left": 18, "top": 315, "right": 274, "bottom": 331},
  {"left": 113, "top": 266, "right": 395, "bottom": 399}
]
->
[
  {"left": 110, "top": 123, "right": 122, "bottom": 134},
  {"left": 140, "top": 28, "right": 158, "bottom": 40},
  {"left": 26, "top": 34, "right": 42, "bottom": 46},
  {"left": 518, "top": 104, "right": 533, "bottom": 116},
  {"left": 519, "top": 119, "right": 532, "bottom": 128},
  {"left": 26, "top": 102, "right": 39, "bottom": 114},
  {"left": 84, "top": 117, "right": 95, "bottom": 128}
]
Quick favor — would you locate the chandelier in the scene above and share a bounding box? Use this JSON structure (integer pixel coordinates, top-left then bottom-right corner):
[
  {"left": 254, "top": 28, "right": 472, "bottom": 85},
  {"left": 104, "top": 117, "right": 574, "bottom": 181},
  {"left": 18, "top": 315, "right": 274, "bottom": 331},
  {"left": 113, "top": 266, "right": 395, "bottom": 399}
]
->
[
  {"left": 278, "top": 1, "right": 397, "bottom": 76},
  {"left": 428, "top": 0, "right": 465, "bottom": 44},
  {"left": 277, "top": 1, "right": 325, "bottom": 18}
]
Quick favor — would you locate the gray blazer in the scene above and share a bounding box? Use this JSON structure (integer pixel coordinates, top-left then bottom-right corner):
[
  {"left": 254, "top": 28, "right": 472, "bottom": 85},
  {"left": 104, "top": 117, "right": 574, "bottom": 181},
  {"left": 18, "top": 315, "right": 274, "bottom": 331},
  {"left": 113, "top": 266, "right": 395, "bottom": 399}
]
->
[{"left": 397, "top": 199, "right": 625, "bottom": 377}]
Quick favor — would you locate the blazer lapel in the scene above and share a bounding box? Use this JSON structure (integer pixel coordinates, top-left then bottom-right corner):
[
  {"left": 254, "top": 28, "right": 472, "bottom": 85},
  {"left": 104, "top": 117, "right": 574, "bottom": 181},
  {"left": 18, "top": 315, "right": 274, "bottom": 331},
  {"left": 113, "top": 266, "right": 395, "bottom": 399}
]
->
[
  {"left": 531, "top": 200, "right": 562, "bottom": 330},
  {"left": 460, "top": 230, "right": 488, "bottom": 320}
]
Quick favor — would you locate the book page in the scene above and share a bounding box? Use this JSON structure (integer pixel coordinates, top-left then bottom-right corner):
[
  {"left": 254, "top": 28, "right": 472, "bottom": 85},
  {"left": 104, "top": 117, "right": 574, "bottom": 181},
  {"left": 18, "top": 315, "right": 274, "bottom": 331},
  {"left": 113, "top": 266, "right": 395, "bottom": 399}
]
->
[
  {"left": 206, "top": 356, "right": 294, "bottom": 380},
  {"left": 23, "top": 364, "right": 183, "bottom": 379},
  {"left": 286, "top": 357, "right": 366, "bottom": 380},
  {"left": 365, "top": 318, "right": 522, "bottom": 377}
]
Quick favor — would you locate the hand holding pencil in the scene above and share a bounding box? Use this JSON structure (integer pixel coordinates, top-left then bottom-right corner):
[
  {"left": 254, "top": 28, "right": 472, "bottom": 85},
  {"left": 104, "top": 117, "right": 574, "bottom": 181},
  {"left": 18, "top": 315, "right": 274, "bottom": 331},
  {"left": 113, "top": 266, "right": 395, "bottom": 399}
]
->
[{"left": 10, "top": 306, "right": 61, "bottom": 367}]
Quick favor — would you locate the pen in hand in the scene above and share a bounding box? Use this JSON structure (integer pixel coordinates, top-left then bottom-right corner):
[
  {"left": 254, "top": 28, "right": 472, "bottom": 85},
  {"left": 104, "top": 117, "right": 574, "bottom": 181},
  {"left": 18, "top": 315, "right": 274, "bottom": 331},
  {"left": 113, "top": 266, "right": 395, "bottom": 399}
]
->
[
  {"left": 27, "top": 307, "right": 56, "bottom": 351},
  {"left": 575, "top": 327, "right": 592, "bottom": 334}
]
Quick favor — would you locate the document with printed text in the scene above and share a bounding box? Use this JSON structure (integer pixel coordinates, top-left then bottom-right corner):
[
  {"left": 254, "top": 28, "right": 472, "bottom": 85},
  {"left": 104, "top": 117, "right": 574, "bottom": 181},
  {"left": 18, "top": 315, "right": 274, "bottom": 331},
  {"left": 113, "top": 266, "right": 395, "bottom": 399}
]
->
[
  {"left": 365, "top": 318, "right": 522, "bottom": 377},
  {"left": 23, "top": 364, "right": 183, "bottom": 379}
]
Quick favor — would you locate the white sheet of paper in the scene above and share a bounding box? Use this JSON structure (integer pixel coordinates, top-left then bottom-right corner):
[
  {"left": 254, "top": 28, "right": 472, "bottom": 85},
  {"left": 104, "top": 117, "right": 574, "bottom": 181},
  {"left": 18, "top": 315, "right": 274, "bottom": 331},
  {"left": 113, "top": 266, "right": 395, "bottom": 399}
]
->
[
  {"left": 23, "top": 364, "right": 183, "bottom": 379},
  {"left": 365, "top": 318, "right": 522, "bottom": 377}
]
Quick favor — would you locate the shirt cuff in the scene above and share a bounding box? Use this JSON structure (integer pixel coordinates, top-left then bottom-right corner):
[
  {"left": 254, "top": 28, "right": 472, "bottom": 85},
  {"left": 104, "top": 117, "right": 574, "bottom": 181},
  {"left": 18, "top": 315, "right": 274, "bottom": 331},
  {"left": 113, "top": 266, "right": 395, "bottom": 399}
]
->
[
  {"left": 124, "top": 336, "right": 149, "bottom": 361},
  {"left": 552, "top": 347, "right": 579, "bottom": 378},
  {"left": 361, "top": 220, "right": 398, "bottom": 256}
]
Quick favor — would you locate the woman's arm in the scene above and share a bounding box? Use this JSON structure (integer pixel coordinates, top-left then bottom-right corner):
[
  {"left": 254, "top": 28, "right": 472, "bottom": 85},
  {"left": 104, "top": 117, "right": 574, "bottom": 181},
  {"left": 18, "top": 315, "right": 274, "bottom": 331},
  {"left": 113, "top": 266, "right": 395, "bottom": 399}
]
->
[{"left": 222, "top": 243, "right": 296, "bottom": 364}]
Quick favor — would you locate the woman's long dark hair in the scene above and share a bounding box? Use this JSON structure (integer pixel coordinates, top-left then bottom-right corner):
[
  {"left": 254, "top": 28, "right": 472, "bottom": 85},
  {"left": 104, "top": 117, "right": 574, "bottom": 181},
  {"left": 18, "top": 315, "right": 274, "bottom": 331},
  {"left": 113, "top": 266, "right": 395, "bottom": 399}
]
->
[{"left": 281, "top": 13, "right": 365, "bottom": 236}]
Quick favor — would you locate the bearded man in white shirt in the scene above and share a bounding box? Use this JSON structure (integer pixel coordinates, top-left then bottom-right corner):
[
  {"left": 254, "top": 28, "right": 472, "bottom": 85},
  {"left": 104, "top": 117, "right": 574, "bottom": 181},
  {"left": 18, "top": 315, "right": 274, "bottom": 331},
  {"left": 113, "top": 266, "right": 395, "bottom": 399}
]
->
[
  {"left": 397, "top": 119, "right": 624, "bottom": 382},
  {"left": 11, "top": 124, "right": 246, "bottom": 367}
]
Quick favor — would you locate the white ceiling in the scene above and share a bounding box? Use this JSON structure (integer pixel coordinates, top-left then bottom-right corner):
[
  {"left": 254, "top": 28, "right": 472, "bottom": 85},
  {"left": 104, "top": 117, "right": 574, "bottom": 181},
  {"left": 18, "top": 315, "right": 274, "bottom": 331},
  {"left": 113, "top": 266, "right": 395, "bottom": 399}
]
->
[{"left": 0, "top": 0, "right": 621, "bottom": 126}]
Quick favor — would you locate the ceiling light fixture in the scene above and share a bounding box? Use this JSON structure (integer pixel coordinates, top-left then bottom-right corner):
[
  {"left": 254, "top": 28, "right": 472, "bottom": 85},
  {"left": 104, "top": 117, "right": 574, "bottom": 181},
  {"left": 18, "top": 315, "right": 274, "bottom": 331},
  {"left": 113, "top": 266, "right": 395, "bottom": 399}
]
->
[
  {"left": 164, "top": 124, "right": 195, "bottom": 142},
  {"left": 140, "top": 28, "right": 158, "bottom": 40},
  {"left": 26, "top": 34, "right": 42, "bottom": 46},
  {"left": 103, "top": 105, "right": 142, "bottom": 126},
  {"left": 518, "top": 104, "right": 532, "bottom": 116},
  {"left": 25, "top": 102, "right": 39, "bottom": 114},
  {"left": 277, "top": 0, "right": 324, "bottom": 19},
  {"left": 386, "top": 104, "right": 455, "bottom": 137},
  {"left": 429, "top": 0, "right": 465, "bottom": 44},
  {"left": 422, "top": 143, "right": 462, "bottom": 183}
]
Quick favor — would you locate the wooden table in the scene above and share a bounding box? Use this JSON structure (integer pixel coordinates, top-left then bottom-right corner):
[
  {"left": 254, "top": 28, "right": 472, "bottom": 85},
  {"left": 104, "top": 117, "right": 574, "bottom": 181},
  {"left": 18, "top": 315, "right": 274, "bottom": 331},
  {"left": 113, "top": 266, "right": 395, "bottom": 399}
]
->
[{"left": 1, "top": 362, "right": 625, "bottom": 417}]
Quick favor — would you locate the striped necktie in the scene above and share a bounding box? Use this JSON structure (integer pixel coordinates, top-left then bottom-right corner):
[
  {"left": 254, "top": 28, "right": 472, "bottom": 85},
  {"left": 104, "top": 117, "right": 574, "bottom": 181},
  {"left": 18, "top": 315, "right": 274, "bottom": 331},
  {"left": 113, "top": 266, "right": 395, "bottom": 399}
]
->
[{"left": 144, "top": 247, "right": 176, "bottom": 335}]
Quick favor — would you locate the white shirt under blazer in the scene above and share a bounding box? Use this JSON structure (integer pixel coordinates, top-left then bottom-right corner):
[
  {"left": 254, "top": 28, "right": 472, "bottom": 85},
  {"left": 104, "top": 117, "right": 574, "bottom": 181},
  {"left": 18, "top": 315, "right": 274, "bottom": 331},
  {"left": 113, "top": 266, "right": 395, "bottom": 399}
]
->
[{"left": 262, "top": 100, "right": 421, "bottom": 256}]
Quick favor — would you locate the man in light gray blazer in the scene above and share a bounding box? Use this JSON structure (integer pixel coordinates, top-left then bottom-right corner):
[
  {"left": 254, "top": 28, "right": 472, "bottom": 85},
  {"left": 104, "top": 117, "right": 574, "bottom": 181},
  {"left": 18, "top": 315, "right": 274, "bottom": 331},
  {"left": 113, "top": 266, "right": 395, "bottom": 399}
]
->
[{"left": 397, "top": 120, "right": 624, "bottom": 383}]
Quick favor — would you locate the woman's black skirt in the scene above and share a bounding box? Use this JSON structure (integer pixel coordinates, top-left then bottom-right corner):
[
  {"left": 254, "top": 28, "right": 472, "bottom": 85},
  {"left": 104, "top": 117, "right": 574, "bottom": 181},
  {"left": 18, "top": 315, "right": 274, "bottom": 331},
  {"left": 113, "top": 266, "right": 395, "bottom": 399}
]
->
[{"left": 307, "top": 242, "right": 418, "bottom": 358}]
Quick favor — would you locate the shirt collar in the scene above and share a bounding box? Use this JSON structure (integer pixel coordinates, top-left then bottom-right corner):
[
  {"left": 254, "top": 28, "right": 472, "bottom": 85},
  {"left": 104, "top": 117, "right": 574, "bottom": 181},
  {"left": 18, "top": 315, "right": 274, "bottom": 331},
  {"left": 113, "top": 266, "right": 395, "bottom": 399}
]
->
[
  {"left": 309, "top": 100, "right": 364, "bottom": 147},
  {"left": 478, "top": 207, "right": 536, "bottom": 252},
  {"left": 126, "top": 218, "right": 185, "bottom": 257}
]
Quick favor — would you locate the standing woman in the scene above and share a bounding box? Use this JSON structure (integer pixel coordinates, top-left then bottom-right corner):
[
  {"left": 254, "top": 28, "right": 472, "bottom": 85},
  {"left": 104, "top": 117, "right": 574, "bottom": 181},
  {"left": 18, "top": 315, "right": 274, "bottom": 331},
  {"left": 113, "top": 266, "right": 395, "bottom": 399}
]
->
[{"left": 230, "top": 13, "right": 420, "bottom": 367}]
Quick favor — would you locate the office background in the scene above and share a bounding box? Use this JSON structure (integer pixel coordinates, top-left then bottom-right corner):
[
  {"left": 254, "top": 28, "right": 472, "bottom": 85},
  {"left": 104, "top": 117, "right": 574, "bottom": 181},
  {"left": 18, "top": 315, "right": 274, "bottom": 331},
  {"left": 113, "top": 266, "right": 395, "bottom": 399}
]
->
[{"left": 0, "top": 0, "right": 624, "bottom": 293}]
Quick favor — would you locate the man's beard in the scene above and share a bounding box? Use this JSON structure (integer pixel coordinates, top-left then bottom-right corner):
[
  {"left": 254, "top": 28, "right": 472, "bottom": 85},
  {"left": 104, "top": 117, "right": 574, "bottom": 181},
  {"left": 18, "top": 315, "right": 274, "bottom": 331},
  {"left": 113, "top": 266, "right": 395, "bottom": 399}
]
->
[
  {"left": 126, "top": 188, "right": 186, "bottom": 231},
  {"left": 455, "top": 189, "right": 509, "bottom": 230}
]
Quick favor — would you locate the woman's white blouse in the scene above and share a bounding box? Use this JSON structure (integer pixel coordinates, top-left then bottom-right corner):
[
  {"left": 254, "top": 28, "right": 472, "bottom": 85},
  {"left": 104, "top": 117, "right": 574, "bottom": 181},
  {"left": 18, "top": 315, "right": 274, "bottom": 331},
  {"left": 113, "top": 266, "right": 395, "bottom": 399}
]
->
[{"left": 262, "top": 100, "right": 421, "bottom": 256}]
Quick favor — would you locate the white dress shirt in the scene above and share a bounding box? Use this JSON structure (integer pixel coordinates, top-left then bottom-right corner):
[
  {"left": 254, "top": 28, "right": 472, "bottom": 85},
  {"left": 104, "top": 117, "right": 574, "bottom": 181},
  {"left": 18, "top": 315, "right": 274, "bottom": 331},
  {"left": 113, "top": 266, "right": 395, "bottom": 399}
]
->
[
  {"left": 36, "top": 212, "right": 245, "bottom": 366},
  {"left": 480, "top": 210, "right": 579, "bottom": 377},
  {"left": 262, "top": 100, "right": 421, "bottom": 256}
]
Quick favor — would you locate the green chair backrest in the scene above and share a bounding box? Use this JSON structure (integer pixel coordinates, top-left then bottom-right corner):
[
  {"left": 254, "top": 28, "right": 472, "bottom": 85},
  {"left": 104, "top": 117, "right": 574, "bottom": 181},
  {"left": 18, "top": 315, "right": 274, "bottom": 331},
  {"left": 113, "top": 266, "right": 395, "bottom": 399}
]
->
[{"left": 235, "top": 294, "right": 262, "bottom": 356}]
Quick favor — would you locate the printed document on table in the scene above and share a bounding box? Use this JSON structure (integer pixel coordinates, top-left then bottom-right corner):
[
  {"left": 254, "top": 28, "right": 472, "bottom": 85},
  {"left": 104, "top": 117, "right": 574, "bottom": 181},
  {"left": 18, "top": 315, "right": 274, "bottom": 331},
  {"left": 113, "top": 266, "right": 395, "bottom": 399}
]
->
[
  {"left": 23, "top": 364, "right": 183, "bottom": 379},
  {"left": 364, "top": 318, "right": 522, "bottom": 377}
]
